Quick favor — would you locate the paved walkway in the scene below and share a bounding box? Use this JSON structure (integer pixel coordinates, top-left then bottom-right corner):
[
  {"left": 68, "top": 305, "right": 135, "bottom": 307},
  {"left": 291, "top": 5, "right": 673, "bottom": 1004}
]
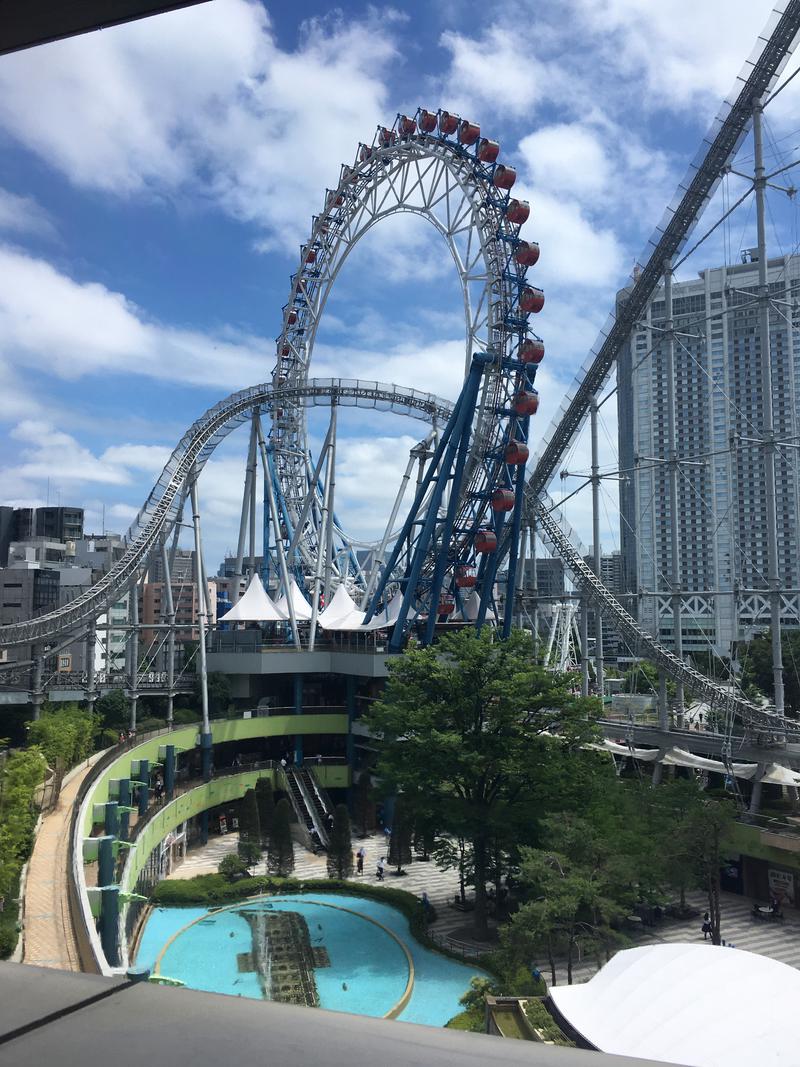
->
[
  {"left": 22, "top": 761, "right": 95, "bottom": 971},
  {"left": 170, "top": 832, "right": 800, "bottom": 981}
]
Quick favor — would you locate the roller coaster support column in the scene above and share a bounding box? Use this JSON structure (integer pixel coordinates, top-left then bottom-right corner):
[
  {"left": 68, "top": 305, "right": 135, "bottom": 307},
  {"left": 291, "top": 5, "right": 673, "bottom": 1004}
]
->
[
  {"left": 364, "top": 367, "right": 475, "bottom": 635},
  {"left": 579, "top": 599, "right": 590, "bottom": 698},
  {"left": 128, "top": 583, "right": 139, "bottom": 733},
  {"left": 248, "top": 410, "right": 259, "bottom": 579},
  {"left": 235, "top": 416, "right": 258, "bottom": 577},
  {"left": 160, "top": 538, "right": 176, "bottom": 727},
  {"left": 590, "top": 398, "right": 604, "bottom": 696},
  {"left": 287, "top": 418, "right": 335, "bottom": 573},
  {"left": 360, "top": 445, "right": 418, "bottom": 609},
  {"left": 530, "top": 523, "right": 538, "bottom": 653},
  {"left": 30, "top": 647, "right": 43, "bottom": 721},
  {"left": 503, "top": 420, "right": 532, "bottom": 639},
  {"left": 85, "top": 621, "right": 97, "bottom": 714},
  {"left": 309, "top": 404, "right": 336, "bottom": 651},
  {"left": 658, "top": 671, "right": 669, "bottom": 731},
  {"left": 190, "top": 468, "right": 212, "bottom": 784},
  {"left": 754, "top": 96, "right": 785, "bottom": 717},
  {"left": 664, "top": 259, "right": 684, "bottom": 726},
  {"left": 324, "top": 402, "right": 338, "bottom": 609},
  {"left": 390, "top": 356, "right": 486, "bottom": 652},
  {"left": 163, "top": 746, "right": 175, "bottom": 801},
  {"left": 255, "top": 418, "right": 301, "bottom": 650}
]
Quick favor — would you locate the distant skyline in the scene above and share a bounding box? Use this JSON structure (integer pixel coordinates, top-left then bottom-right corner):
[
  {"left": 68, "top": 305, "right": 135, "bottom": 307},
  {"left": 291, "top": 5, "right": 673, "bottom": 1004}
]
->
[{"left": 0, "top": 0, "right": 797, "bottom": 567}]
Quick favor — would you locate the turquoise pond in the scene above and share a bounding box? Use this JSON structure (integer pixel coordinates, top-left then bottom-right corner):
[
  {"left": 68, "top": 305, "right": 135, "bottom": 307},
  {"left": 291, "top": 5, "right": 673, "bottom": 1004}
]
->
[{"left": 136, "top": 894, "right": 487, "bottom": 1026}]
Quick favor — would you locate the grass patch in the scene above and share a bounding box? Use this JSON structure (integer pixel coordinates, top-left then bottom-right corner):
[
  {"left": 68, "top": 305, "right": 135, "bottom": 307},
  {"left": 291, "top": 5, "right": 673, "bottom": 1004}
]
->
[
  {"left": 524, "top": 998, "right": 574, "bottom": 1046},
  {"left": 445, "top": 1010, "right": 484, "bottom": 1032}
]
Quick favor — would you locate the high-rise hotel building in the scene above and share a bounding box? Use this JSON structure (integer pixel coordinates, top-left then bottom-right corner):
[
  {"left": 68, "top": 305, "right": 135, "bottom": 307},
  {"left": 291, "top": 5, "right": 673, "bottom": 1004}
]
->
[{"left": 618, "top": 252, "right": 800, "bottom": 656}]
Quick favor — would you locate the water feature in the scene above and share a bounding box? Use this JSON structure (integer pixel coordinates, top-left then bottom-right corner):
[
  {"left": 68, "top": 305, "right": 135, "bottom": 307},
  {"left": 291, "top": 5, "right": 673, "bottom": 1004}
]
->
[{"left": 136, "top": 893, "right": 488, "bottom": 1026}]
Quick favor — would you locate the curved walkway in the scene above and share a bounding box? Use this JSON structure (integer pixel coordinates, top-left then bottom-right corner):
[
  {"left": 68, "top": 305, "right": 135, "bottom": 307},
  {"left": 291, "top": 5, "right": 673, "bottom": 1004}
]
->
[{"left": 21, "top": 760, "right": 96, "bottom": 971}]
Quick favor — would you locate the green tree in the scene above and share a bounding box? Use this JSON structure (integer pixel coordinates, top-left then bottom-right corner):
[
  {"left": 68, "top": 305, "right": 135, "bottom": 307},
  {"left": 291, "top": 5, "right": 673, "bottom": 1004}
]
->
[
  {"left": 95, "top": 689, "right": 127, "bottom": 731},
  {"left": 237, "top": 788, "right": 261, "bottom": 868},
  {"left": 268, "top": 798, "right": 295, "bottom": 877},
  {"left": 739, "top": 631, "right": 800, "bottom": 715},
  {"left": 507, "top": 814, "right": 631, "bottom": 985},
  {"left": 28, "top": 704, "right": 96, "bottom": 770},
  {"left": 194, "top": 672, "right": 232, "bottom": 719},
  {"left": 0, "top": 747, "right": 47, "bottom": 903},
  {"left": 326, "top": 803, "right": 354, "bottom": 879},
  {"left": 388, "top": 795, "right": 412, "bottom": 875},
  {"left": 681, "top": 797, "right": 735, "bottom": 945},
  {"left": 218, "top": 853, "right": 249, "bottom": 882},
  {"left": 365, "top": 628, "right": 599, "bottom": 939},
  {"left": 255, "top": 777, "right": 276, "bottom": 847}
]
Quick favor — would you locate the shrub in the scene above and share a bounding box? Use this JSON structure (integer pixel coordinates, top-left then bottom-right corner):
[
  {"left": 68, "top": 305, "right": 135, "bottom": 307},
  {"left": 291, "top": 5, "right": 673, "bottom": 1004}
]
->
[
  {"left": 524, "top": 999, "right": 574, "bottom": 1046},
  {"left": 218, "top": 854, "right": 250, "bottom": 883},
  {"left": 0, "top": 924, "right": 18, "bottom": 959},
  {"left": 445, "top": 1010, "right": 484, "bottom": 1032},
  {"left": 237, "top": 789, "right": 261, "bottom": 866},
  {"left": 267, "top": 798, "right": 294, "bottom": 877},
  {"left": 171, "top": 708, "right": 198, "bottom": 725},
  {"left": 255, "top": 778, "right": 275, "bottom": 847}
]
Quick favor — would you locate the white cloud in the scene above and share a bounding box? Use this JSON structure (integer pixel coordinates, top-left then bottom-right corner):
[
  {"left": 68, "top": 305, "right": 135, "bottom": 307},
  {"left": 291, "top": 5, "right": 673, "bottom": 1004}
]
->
[
  {"left": 9, "top": 420, "right": 132, "bottom": 485},
  {"left": 0, "top": 244, "right": 269, "bottom": 388},
  {"left": 0, "top": 188, "right": 57, "bottom": 239},
  {"left": 518, "top": 124, "right": 613, "bottom": 202},
  {"left": 0, "top": 1, "right": 401, "bottom": 248}
]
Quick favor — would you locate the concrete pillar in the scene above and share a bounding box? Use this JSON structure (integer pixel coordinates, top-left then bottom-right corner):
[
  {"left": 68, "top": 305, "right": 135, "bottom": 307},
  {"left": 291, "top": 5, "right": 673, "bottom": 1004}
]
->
[
  {"left": 137, "top": 759, "right": 150, "bottom": 817},
  {"left": 345, "top": 675, "right": 356, "bottom": 769},
  {"left": 98, "top": 835, "right": 115, "bottom": 888},
  {"left": 200, "top": 732, "right": 213, "bottom": 783},
  {"left": 651, "top": 761, "right": 663, "bottom": 786},
  {"left": 100, "top": 886, "right": 121, "bottom": 967},
  {"left": 749, "top": 767, "right": 765, "bottom": 816},
  {"left": 164, "top": 745, "right": 175, "bottom": 800},
  {"left": 103, "top": 801, "right": 119, "bottom": 838},
  {"left": 118, "top": 779, "right": 131, "bottom": 841}
]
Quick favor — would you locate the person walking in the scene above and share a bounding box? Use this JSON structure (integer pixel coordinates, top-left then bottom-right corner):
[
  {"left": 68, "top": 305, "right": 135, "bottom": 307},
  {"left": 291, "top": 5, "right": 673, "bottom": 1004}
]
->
[
  {"left": 701, "top": 912, "right": 712, "bottom": 940},
  {"left": 356, "top": 846, "right": 366, "bottom": 875},
  {"left": 376, "top": 856, "right": 385, "bottom": 881}
]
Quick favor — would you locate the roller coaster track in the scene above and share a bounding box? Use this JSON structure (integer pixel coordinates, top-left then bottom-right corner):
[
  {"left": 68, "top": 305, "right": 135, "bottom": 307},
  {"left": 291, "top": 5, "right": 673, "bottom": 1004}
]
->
[
  {"left": 534, "top": 501, "right": 781, "bottom": 733},
  {"left": 0, "top": 379, "right": 452, "bottom": 648}
]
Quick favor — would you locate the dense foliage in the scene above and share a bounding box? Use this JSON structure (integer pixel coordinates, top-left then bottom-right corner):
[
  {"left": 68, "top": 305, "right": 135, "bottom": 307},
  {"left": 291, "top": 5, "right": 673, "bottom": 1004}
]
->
[
  {"left": 0, "top": 747, "right": 47, "bottom": 958},
  {"left": 365, "top": 628, "right": 599, "bottom": 938},
  {"left": 267, "top": 797, "right": 294, "bottom": 876},
  {"left": 326, "top": 803, "right": 354, "bottom": 879},
  {"left": 255, "top": 777, "right": 275, "bottom": 847},
  {"left": 28, "top": 704, "right": 96, "bottom": 771},
  {"left": 237, "top": 788, "right": 261, "bottom": 868}
]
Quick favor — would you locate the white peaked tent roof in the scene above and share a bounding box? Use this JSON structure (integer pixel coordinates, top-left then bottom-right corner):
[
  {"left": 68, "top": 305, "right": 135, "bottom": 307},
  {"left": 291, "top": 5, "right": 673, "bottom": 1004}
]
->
[
  {"left": 361, "top": 593, "right": 415, "bottom": 631},
  {"left": 457, "top": 591, "right": 496, "bottom": 623},
  {"left": 318, "top": 584, "right": 366, "bottom": 630},
  {"left": 275, "top": 577, "right": 313, "bottom": 621},
  {"left": 220, "top": 573, "right": 286, "bottom": 623},
  {"left": 549, "top": 943, "right": 800, "bottom": 1067}
]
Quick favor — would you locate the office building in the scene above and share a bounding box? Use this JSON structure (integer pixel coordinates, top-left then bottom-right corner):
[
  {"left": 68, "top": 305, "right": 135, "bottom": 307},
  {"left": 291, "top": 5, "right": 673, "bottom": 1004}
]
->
[{"left": 618, "top": 252, "right": 800, "bottom": 656}]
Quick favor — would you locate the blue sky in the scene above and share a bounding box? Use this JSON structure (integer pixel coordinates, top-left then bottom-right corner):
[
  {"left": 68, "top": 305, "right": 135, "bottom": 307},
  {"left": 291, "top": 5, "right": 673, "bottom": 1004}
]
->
[{"left": 0, "top": 0, "right": 798, "bottom": 568}]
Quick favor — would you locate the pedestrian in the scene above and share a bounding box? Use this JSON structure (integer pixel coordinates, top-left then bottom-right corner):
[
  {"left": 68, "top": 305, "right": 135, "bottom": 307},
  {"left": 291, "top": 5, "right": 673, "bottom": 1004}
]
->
[
  {"left": 356, "top": 846, "right": 366, "bottom": 874},
  {"left": 118, "top": 730, "right": 126, "bottom": 746},
  {"left": 376, "top": 856, "right": 385, "bottom": 881},
  {"left": 701, "top": 912, "right": 711, "bottom": 940},
  {"left": 316, "top": 753, "right": 323, "bottom": 767},
  {"left": 280, "top": 756, "right": 287, "bottom": 771},
  {"left": 421, "top": 891, "right": 431, "bottom": 922}
]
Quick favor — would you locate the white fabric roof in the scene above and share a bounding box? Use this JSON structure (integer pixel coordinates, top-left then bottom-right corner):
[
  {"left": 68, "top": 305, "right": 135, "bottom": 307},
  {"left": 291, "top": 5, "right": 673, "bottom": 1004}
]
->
[
  {"left": 318, "top": 584, "right": 366, "bottom": 631},
  {"left": 549, "top": 943, "right": 800, "bottom": 1067},
  {"left": 662, "top": 747, "right": 759, "bottom": 780},
  {"left": 600, "top": 740, "right": 660, "bottom": 761},
  {"left": 761, "top": 762, "right": 800, "bottom": 787},
  {"left": 219, "top": 573, "right": 286, "bottom": 622},
  {"left": 360, "top": 594, "right": 413, "bottom": 631},
  {"left": 275, "top": 577, "right": 313, "bottom": 621}
]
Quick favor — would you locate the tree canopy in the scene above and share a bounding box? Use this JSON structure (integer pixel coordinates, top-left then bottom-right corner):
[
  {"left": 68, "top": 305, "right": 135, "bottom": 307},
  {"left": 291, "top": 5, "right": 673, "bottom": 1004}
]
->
[
  {"left": 326, "top": 803, "right": 354, "bottom": 879},
  {"left": 365, "top": 628, "right": 600, "bottom": 938}
]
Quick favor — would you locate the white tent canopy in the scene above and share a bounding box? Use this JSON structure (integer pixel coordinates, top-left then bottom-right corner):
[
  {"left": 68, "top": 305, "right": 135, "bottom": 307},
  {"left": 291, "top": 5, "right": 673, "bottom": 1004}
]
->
[
  {"left": 360, "top": 593, "right": 412, "bottom": 631},
  {"left": 662, "top": 747, "right": 759, "bottom": 779},
  {"left": 219, "top": 573, "right": 285, "bottom": 623},
  {"left": 275, "top": 577, "right": 313, "bottom": 621},
  {"left": 318, "top": 585, "right": 366, "bottom": 631},
  {"left": 761, "top": 762, "right": 800, "bottom": 786}
]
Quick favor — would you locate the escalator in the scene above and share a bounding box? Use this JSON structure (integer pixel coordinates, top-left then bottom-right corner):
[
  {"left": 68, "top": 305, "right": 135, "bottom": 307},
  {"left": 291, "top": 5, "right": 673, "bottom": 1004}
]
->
[{"left": 285, "top": 767, "right": 329, "bottom": 849}]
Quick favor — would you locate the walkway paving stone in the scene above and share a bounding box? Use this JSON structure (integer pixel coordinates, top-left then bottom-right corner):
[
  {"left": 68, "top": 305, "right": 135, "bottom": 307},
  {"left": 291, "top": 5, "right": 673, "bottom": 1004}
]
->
[{"left": 22, "top": 761, "right": 95, "bottom": 971}]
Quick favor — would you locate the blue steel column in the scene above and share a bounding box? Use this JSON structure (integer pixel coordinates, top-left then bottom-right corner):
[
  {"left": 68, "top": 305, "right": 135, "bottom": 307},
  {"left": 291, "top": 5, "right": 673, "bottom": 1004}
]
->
[
  {"left": 388, "top": 356, "right": 488, "bottom": 652},
  {"left": 100, "top": 886, "right": 120, "bottom": 967},
  {"left": 294, "top": 674, "right": 303, "bottom": 765},
  {"left": 103, "top": 801, "right": 119, "bottom": 838},
  {"left": 98, "top": 835, "right": 115, "bottom": 888},
  {"left": 118, "top": 779, "right": 131, "bottom": 840},
  {"left": 164, "top": 744, "right": 175, "bottom": 800},
  {"left": 503, "top": 412, "right": 532, "bottom": 637},
  {"left": 137, "top": 759, "right": 150, "bottom": 817}
]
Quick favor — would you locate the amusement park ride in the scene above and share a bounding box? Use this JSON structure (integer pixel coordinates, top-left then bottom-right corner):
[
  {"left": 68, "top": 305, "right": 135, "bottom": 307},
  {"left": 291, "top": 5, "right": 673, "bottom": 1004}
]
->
[{"left": 2, "top": 1, "right": 800, "bottom": 757}]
